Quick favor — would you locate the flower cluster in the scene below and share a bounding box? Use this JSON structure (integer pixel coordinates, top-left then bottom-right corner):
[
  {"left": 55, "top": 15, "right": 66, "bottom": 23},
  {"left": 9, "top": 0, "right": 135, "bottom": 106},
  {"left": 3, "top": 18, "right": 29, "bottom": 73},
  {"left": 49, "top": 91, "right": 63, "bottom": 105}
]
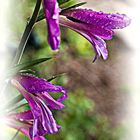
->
[
  {"left": 43, "top": 0, "right": 130, "bottom": 60},
  {"left": 8, "top": 74, "right": 67, "bottom": 140}
]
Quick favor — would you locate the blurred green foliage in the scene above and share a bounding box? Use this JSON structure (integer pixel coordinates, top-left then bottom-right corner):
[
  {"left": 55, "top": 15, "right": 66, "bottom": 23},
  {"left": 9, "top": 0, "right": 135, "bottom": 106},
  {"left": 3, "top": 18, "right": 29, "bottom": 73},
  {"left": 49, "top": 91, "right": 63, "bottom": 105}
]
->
[
  {"left": 57, "top": 0, "right": 71, "bottom": 5},
  {"left": 46, "top": 90, "right": 126, "bottom": 140}
]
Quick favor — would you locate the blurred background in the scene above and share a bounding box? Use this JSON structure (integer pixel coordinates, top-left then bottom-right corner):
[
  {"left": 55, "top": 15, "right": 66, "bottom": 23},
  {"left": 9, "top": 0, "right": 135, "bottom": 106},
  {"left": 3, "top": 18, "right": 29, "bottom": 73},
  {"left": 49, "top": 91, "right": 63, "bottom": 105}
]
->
[{"left": 2, "top": 0, "right": 137, "bottom": 140}]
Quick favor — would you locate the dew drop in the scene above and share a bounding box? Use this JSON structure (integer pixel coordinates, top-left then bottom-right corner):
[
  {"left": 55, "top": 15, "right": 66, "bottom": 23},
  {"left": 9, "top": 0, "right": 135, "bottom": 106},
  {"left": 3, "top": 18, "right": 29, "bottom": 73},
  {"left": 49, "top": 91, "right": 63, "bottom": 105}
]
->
[
  {"left": 107, "top": 15, "right": 112, "bottom": 18},
  {"left": 89, "top": 13, "right": 93, "bottom": 17},
  {"left": 19, "top": 119, "right": 24, "bottom": 121}
]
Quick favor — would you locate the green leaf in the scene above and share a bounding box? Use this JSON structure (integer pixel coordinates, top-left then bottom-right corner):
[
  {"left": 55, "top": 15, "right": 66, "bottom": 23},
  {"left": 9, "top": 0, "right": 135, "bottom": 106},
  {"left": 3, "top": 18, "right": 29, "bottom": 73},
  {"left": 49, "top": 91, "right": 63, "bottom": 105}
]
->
[
  {"left": 36, "top": 8, "right": 44, "bottom": 23},
  {"left": 47, "top": 73, "right": 66, "bottom": 82},
  {"left": 57, "top": 0, "right": 71, "bottom": 5},
  {"left": 19, "top": 69, "right": 36, "bottom": 74},
  {"left": 61, "top": 2, "right": 87, "bottom": 12},
  {"left": 6, "top": 57, "right": 52, "bottom": 76},
  {"left": 10, "top": 103, "right": 29, "bottom": 112}
]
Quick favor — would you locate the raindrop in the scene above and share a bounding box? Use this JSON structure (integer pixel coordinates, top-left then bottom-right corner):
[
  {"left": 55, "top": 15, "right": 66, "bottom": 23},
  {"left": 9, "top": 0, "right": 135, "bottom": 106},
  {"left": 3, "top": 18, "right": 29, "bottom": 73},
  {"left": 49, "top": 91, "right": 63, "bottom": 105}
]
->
[
  {"left": 107, "top": 15, "right": 112, "bottom": 18},
  {"left": 19, "top": 118, "right": 24, "bottom": 121},
  {"left": 89, "top": 13, "right": 93, "bottom": 17}
]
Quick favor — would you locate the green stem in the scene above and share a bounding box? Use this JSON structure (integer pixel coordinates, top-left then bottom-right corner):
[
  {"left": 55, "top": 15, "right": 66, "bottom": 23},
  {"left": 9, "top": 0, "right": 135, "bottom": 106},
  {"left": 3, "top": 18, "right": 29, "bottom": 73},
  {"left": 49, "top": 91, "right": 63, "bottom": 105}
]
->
[
  {"left": 13, "top": 0, "right": 42, "bottom": 65},
  {"left": 11, "top": 129, "right": 20, "bottom": 140}
]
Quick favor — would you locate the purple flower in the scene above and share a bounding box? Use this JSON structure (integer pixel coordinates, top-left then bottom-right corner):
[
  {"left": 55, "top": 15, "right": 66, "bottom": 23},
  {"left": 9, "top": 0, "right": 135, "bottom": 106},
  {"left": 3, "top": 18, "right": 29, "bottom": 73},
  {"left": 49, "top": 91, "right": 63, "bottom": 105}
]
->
[
  {"left": 42, "top": 1, "right": 130, "bottom": 60},
  {"left": 7, "top": 117, "right": 46, "bottom": 140},
  {"left": 8, "top": 74, "right": 67, "bottom": 140},
  {"left": 43, "top": 0, "right": 60, "bottom": 50},
  {"left": 59, "top": 8, "right": 131, "bottom": 61}
]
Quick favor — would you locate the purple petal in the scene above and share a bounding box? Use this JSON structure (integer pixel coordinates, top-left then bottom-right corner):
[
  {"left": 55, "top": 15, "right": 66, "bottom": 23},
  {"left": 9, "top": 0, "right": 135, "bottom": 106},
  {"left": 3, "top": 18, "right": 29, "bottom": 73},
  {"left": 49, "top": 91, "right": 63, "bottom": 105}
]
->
[
  {"left": 39, "top": 92, "right": 65, "bottom": 110},
  {"left": 7, "top": 118, "right": 46, "bottom": 140},
  {"left": 9, "top": 110, "right": 33, "bottom": 121},
  {"left": 11, "top": 79, "right": 60, "bottom": 138},
  {"left": 65, "top": 16, "right": 114, "bottom": 40},
  {"left": 60, "top": 17, "right": 108, "bottom": 60},
  {"left": 34, "top": 136, "right": 46, "bottom": 140},
  {"left": 43, "top": 0, "right": 60, "bottom": 50},
  {"left": 61, "top": 8, "right": 131, "bottom": 30},
  {"left": 7, "top": 119, "right": 31, "bottom": 137},
  {"left": 92, "top": 35, "right": 108, "bottom": 60},
  {"left": 15, "top": 74, "right": 67, "bottom": 102},
  {"left": 79, "top": 32, "right": 108, "bottom": 60},
  {"left": 36, "top": 97, "right": 60, "bottom": 134},
  {"left": 11, "top": 80, "right": 42, "bottom": 138}
]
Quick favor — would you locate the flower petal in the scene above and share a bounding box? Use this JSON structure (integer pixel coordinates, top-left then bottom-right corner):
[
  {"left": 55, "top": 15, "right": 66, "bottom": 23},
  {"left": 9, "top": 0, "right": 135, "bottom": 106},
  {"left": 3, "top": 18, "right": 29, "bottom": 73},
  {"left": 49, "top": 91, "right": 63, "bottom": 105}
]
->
[
  {"left": 9, "top": 110, "right": 33, "bottom": 121},
  {"left": 79, "top": 32, "right": 108, "bottom": 60},
  {"left": 61, "top": 8, "right": 131, "bottom": 29},
  {"left": 11, "top": 79, "right": 60, "bottom": 138},
  {"left": 7, "top": 118, "right": 46, "bottom": 140},
  {"left": 92, "top": 35, "right": 108, "bottom": 60},
  {"left": 43, "top": 0, "right": 60, "bottom": 50},
  {"left": 15, "top": 74, "right": 67, "bottom": 102},
  {"left": 65, "top": 16, "right": 114, "bottom": 40},
  {"left": 34, "top": 136, "right": 46, "bottom": 140},
  {"left": 39, "top": 92, "right": 65, "bottom": 110},
  {"left": 59, "top": 17, "right": 108, "bottom": 60},
  {"left": 36, "top": 97, "right": 60, "bottom": 134},
  {"left": 6, "top": 118, "right": 31, "bottom": 138}
]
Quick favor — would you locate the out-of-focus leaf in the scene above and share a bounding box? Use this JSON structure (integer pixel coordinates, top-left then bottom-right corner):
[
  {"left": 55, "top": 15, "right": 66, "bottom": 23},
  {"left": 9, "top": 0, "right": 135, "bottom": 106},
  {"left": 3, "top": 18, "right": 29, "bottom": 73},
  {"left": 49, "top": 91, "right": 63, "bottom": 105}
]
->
[
  {"left": 19, "top": 69, "right": 36, "bottom": 74},
  {"left": 36, "top": 8, "right": 44, "bottom": 23},
  {"left": 57, "top": 0, "right": 71, "bottom": 5},
  {"left": 10, "top": 103, "right": 29, "bottom": 112},
  {"left": 61, "top": 2, "right": 86, "bottom": 12},
  {"left": 6, "top": 57, "right": 52, "bottom": 76},
  {"left": 47, "top": 73, "right": 66, "bottom": 82},
  {"left": 4, "top": 94, "right": 24, "bottom": 110}
]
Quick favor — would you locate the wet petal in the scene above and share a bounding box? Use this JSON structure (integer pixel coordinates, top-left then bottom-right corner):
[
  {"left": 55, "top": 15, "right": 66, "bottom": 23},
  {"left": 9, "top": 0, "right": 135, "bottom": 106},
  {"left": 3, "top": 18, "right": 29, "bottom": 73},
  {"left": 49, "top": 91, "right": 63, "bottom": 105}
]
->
[
  {"left": 15, "top": 74, "right": 67, "bottom": 102},
  {"left": 61, "top": 8, "right": 131, "bottom": 29},
  {"left": 11, "top": 80, "right": 60, "bottom": 138},
  {"left": 60, "top": 17, "right": 108, "bottom": 60},
  {"left": 37, "top": 97, "right": 60, "bottom": 134},
  {"left": 66, "top": 16, "right": 114, "bottom": 40},
  {"left": 79, "top": 32, "right": 108, "bottom": 60},
  {"left": 92, "top": 35, "right": 108, "bottom": 60},
  {"left": 43, "top": 0, "right": 60, "bottom": 50},
  {"left": 39, "top": 92, "right": 65, "bottom": 110},
  {"left": 9, "top": 110, "right": 33, "bottom": 121}
]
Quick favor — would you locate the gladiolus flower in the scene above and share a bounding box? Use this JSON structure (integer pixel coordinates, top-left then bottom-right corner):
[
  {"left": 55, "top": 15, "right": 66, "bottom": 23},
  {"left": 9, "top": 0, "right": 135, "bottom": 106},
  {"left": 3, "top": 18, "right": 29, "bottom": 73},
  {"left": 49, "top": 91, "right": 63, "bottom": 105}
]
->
[
  {"left": 8, "top": 74, "right": 67, "bottom": 140},
  {"left": 60, "top": 8, "right": 131, "bottom": 61},
  {"left": 42, "top": 0, "right": 130, "bottom": 61}
]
